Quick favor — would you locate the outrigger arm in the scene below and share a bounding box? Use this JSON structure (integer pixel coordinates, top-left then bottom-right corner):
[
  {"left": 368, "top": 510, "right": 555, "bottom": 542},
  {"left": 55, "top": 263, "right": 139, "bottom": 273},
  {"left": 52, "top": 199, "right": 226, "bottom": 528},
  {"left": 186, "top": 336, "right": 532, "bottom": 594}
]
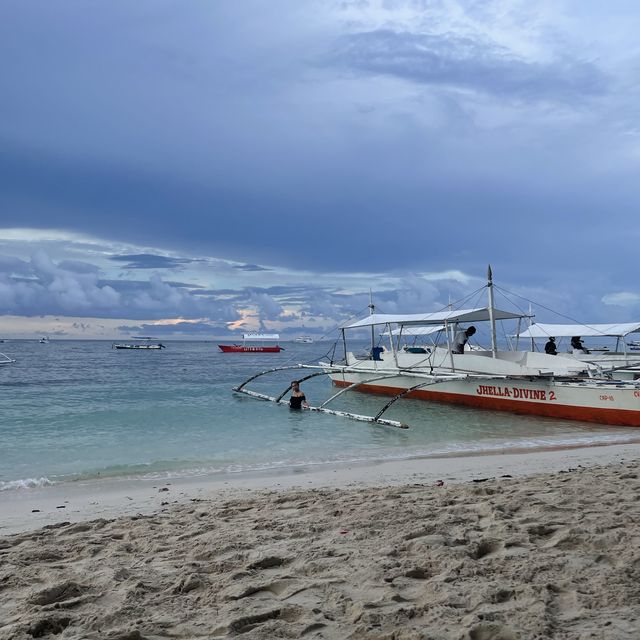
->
[{"left": 232, "top": 364, "right": 409, "bottom": 428}]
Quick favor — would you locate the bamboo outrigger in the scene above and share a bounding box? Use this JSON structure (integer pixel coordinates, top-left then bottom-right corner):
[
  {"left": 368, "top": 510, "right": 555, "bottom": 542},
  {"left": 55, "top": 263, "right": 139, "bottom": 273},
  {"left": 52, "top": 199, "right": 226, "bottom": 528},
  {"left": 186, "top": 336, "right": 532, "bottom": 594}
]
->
[{"left": 233, "top": 364, "right": 412, "bottom": 429}]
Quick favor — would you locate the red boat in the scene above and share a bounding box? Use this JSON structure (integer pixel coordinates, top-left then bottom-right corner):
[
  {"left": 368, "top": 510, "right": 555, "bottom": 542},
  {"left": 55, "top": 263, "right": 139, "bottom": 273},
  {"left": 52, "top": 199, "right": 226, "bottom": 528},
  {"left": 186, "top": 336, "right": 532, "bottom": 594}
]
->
[
  {"left": 218, "top": 344, "right": 282, "bottom": 353},
  {"left": 218, "top": 333, "right": 283, "bottom": 353}
]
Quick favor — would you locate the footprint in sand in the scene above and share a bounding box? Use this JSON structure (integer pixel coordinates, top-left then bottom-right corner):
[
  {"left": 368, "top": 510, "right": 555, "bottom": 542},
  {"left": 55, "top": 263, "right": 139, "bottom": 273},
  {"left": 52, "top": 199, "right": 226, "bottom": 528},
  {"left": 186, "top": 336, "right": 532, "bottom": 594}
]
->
[
  {"left": 30, "top": 581, "right": 87, "bottom": 606},
  {"left": 469, "top": 621, "right": 518, "bottom": 640}
]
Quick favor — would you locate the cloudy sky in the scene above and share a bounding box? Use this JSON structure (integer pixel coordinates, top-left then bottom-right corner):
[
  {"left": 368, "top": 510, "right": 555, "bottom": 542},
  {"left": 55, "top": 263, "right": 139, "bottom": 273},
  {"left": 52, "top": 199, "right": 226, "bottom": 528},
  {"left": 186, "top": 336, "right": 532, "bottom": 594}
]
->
[{"left": 1, "top": 0, "right": 639, "bottom": 339}]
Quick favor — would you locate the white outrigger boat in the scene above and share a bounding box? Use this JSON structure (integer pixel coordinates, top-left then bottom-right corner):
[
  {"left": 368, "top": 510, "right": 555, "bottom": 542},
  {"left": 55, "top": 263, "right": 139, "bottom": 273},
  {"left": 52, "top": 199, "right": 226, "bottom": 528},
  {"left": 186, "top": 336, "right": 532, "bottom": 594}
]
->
[{"left": 234, "top": 268, "right": 640, "bottom": 428}]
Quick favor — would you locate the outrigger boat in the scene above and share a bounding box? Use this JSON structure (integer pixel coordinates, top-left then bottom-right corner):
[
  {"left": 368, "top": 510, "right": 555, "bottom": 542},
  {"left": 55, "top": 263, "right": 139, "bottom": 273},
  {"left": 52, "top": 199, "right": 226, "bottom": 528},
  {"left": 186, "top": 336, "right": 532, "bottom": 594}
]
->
[
  {"left": 233, "top": 267, "right": 640, "bottom": 428},
  {"left": 112, "top": 336, "right": 166, "bottom": 350},
  {"left": 219, "top": 333, "right": 283, "bottom": 353}
]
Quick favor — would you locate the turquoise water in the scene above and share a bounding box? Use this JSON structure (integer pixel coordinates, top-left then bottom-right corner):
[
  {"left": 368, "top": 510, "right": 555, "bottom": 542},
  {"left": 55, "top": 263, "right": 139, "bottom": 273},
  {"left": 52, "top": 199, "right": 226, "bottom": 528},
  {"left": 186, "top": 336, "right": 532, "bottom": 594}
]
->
[{"left": 1, "top": 339, "right": 638, "bottom": 490}]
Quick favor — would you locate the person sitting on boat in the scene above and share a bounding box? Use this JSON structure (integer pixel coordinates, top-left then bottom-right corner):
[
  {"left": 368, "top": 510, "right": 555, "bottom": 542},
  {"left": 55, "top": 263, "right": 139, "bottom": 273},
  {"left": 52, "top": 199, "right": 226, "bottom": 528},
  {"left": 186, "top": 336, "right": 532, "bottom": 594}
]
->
[
  {"left": 452, "top": 326, "right": 476, "bottom": 354},
  {"left": 544, "top": 336, "right": 557, "bottom": 355},
  {"left": 571, "top": 336, "right": 589, "bottom": 354},
  {"left": 289, "top": 380, "right": 309, "bottom": 410}
]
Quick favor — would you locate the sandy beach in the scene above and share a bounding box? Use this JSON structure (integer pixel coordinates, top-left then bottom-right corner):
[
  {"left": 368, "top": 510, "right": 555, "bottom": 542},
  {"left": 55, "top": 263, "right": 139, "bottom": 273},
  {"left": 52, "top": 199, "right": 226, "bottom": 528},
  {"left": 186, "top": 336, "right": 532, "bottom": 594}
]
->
[{"left": 2, "top": 444, "right": 640, "bottom": 639}]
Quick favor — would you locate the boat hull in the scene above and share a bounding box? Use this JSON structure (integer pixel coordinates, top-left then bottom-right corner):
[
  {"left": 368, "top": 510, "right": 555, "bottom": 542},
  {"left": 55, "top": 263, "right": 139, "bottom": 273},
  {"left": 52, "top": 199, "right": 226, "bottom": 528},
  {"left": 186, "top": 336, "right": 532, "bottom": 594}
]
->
[
  {"left": 329, "top": 370, "right": 640, "bottom": 427},
  {"left": 113, "top": 344, "right": 164, "bottom": 350},
  {"left": 218, "top": 345, "right": 282, "bottom": 353}
]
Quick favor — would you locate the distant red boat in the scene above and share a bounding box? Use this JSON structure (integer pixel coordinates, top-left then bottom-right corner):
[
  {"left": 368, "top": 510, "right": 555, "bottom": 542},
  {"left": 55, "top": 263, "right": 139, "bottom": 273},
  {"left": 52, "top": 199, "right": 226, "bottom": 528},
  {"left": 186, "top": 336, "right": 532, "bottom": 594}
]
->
[
  {"left": 218, "top": 344, "right": 282, "bottom": 353},
  {"left": 218, "top": 333, "right": 283, "bottom": 353}
]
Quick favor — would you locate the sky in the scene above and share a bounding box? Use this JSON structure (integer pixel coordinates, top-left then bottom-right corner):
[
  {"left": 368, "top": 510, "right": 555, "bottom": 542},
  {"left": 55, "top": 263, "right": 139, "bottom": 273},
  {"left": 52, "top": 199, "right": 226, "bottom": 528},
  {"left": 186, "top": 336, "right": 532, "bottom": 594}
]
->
[{"left": 1, "top": 0, "right": 639, "bottom": 339}]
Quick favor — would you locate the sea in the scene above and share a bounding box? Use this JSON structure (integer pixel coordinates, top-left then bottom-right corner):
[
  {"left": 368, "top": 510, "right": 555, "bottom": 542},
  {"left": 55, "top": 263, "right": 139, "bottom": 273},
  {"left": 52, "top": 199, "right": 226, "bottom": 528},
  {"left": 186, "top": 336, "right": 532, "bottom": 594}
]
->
[{"left": 1, "top": 339, "right": 639, "bottom": 492}]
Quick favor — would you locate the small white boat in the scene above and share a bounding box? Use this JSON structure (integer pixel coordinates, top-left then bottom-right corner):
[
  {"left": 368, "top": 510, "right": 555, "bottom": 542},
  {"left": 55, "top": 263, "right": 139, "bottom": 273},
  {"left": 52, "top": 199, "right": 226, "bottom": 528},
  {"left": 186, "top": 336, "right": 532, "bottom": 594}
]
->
[
  {"left": 294, "top": 335, "right": 314, "bottom": 344},
  {"left": 112, "top": 336, "right": 166, "bottom": 350},
  {"left": 38, "top": 337, "right": 50, "bottom": 344}
]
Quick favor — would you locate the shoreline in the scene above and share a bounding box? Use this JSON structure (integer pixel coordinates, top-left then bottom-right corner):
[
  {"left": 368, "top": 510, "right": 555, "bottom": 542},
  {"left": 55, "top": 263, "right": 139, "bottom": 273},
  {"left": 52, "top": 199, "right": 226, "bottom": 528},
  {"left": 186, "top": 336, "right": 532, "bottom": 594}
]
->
[
  {"left": 3, "top": 444, "right": 640, "bottom": 638},
  {"left": 3, "top": 440, "right": 640, "bottom": 536}
]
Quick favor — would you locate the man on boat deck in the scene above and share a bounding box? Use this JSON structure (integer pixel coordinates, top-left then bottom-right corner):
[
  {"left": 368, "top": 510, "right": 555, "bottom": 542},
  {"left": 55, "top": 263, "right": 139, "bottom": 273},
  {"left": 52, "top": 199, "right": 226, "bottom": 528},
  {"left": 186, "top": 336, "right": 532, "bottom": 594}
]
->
[
  {"left": 545, "top": 337, "right": 557, "bottom": 355},
  {"left": 571, "top": 336, "right": 589, "bottom": 353},
  {"left": 452, "top": 326, "right": 476, "bottom": 354},
  {"left": 289, "top": 380, "right": 309, "bottom": 410}
]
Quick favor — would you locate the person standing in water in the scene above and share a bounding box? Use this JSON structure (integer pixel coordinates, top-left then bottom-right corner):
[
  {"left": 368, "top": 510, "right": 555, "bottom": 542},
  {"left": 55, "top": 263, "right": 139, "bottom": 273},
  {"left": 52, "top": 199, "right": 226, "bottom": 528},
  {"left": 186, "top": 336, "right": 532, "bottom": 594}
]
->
[{"left": 289, "top": 380, "right": 309, "bottom": 409}]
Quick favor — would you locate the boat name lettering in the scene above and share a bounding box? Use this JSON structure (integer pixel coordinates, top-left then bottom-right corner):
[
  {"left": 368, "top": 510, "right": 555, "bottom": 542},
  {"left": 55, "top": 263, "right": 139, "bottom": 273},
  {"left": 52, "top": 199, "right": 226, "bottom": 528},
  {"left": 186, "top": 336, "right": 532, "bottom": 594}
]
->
[
  {"left": 599, "top": 394, "right": 615, "bottom": 402},
  {"left": 635, "top": 391, "right": 640, "bottom": 398},
  {"left": 476, "top": 385, "right": 549, "bottom": 401}
]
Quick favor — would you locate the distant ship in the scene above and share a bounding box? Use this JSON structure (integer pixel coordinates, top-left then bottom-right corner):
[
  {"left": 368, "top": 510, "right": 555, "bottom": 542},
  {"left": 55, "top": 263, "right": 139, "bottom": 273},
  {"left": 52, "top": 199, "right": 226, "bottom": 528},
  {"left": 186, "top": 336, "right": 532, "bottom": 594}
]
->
[
  {"left": 218, "top": 333, "right": 283, "bottom": 353},
  {"left": 294, "top": 335, "right": 313, "bottom": 344},
  {"left": 112, "top": 336, "right": 166, "bottom": 350}
]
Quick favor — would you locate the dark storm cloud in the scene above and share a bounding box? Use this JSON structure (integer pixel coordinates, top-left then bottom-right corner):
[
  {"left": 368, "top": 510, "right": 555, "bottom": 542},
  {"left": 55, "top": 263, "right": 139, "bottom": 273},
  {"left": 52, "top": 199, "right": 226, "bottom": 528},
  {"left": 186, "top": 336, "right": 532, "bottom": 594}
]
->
[
  {"left": 330, "top": 29, "right": 608, "bottom": 100},
  {"left": 57, "top": 260, "right": 101, "bottom": 274},
  {"left": 0, "top": 0, "right": 639, "bottom": 325},
  {"left": 233, "top": 264, "right": 272, "bottom": 272},
  {"left": 109, "top": 254, "right": 194, "bottom": 270},
  {"left": 0, "top": 251, "right": 239, "bottom": 322},
  {"left": 117, "top": 321, "right": 228, "bottom": 337},
  {"left": 0, "top": 256, "right": 30, "bottom": 274},
  {"left": 99, "top": 279, "right": 205, "bottom": 292}
]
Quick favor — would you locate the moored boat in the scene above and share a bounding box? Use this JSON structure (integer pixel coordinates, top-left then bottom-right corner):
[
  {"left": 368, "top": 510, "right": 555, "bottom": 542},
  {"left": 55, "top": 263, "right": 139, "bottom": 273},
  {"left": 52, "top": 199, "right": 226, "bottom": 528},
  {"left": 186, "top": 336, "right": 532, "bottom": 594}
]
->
[
  {"left": 322, "top": 268, "right": 640, "bottom": 427},
  {"left": 112, "top": 336, "right": 166, "bottom": 350},
  {"left": 232, "top": 268, "right": 640, "bottom": 428},
  {"left": 218, "top": 333, "right": 283, "bottom": 353}
]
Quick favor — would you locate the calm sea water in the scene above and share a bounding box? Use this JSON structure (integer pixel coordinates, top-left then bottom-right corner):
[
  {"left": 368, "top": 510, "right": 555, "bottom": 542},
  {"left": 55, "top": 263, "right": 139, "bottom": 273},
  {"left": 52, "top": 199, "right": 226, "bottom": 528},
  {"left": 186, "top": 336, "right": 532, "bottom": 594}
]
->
[{"left": 1, "top": 339, "right": 638, "bottom": 490}]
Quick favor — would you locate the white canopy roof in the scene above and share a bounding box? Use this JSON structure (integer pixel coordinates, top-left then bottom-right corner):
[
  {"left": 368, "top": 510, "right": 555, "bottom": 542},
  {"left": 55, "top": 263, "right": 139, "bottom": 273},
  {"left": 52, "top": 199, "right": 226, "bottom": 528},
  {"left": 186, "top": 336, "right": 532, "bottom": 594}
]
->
[
  {"left": 243, "top": 333, "right": 280, "bottom": 340},
  {"left": 518, "top": 323, "right": 640, "bottom": 339},
  {"left": 382, "top": 325, "right": 446, "bottom": 337},
  {"left": 343, "top": 307, "right": 526, "bottom": 330}
]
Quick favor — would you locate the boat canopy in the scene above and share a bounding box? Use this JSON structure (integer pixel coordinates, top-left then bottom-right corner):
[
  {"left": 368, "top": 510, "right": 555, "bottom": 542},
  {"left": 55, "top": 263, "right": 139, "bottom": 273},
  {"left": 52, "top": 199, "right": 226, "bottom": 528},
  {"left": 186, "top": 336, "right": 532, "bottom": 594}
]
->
[
  {"left": 382, "top": 325, "right": 446, "bottom": 336},
  {"left": 243, "top": 333, "right": 280, "bottom": 340},
  {"left": 343, "top": 307, "right": 527, "bottom": 330},
  {"left": 518, "top": 322, "right": 640, "bottom": 339}
]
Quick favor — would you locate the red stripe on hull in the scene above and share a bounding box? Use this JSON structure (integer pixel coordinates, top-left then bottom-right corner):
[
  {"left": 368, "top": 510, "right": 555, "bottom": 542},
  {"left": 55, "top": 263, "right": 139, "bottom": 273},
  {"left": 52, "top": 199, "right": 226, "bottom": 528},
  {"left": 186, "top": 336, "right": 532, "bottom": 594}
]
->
[
  {"left": 332, "top": 380, "right": 640, "bottom": 427},
  {"left": 218, "top": 345, "right": 282, "bottom": 353}
]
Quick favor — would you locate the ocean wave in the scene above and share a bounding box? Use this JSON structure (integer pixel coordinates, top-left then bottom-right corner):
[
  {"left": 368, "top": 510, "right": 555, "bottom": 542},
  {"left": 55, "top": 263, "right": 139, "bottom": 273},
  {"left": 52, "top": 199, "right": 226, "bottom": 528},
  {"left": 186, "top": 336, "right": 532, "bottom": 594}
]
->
[{"left": 0, "top": 477, "right": 55, "bottom": 491}]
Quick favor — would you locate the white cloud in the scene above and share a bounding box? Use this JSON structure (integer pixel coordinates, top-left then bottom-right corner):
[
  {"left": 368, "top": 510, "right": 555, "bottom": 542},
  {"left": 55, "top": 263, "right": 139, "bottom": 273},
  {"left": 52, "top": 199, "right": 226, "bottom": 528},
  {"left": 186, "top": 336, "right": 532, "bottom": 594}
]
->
[{"left": 602, "top": 291, "right": 640, "bottom": 307}]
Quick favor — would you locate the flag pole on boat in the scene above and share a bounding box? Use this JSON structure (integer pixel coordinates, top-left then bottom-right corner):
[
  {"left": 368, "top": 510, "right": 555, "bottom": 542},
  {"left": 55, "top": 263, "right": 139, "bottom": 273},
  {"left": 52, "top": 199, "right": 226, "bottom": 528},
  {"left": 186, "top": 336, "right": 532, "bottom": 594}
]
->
[{"left": 369, "top": 288, "right": 375, "bottom": 357}]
